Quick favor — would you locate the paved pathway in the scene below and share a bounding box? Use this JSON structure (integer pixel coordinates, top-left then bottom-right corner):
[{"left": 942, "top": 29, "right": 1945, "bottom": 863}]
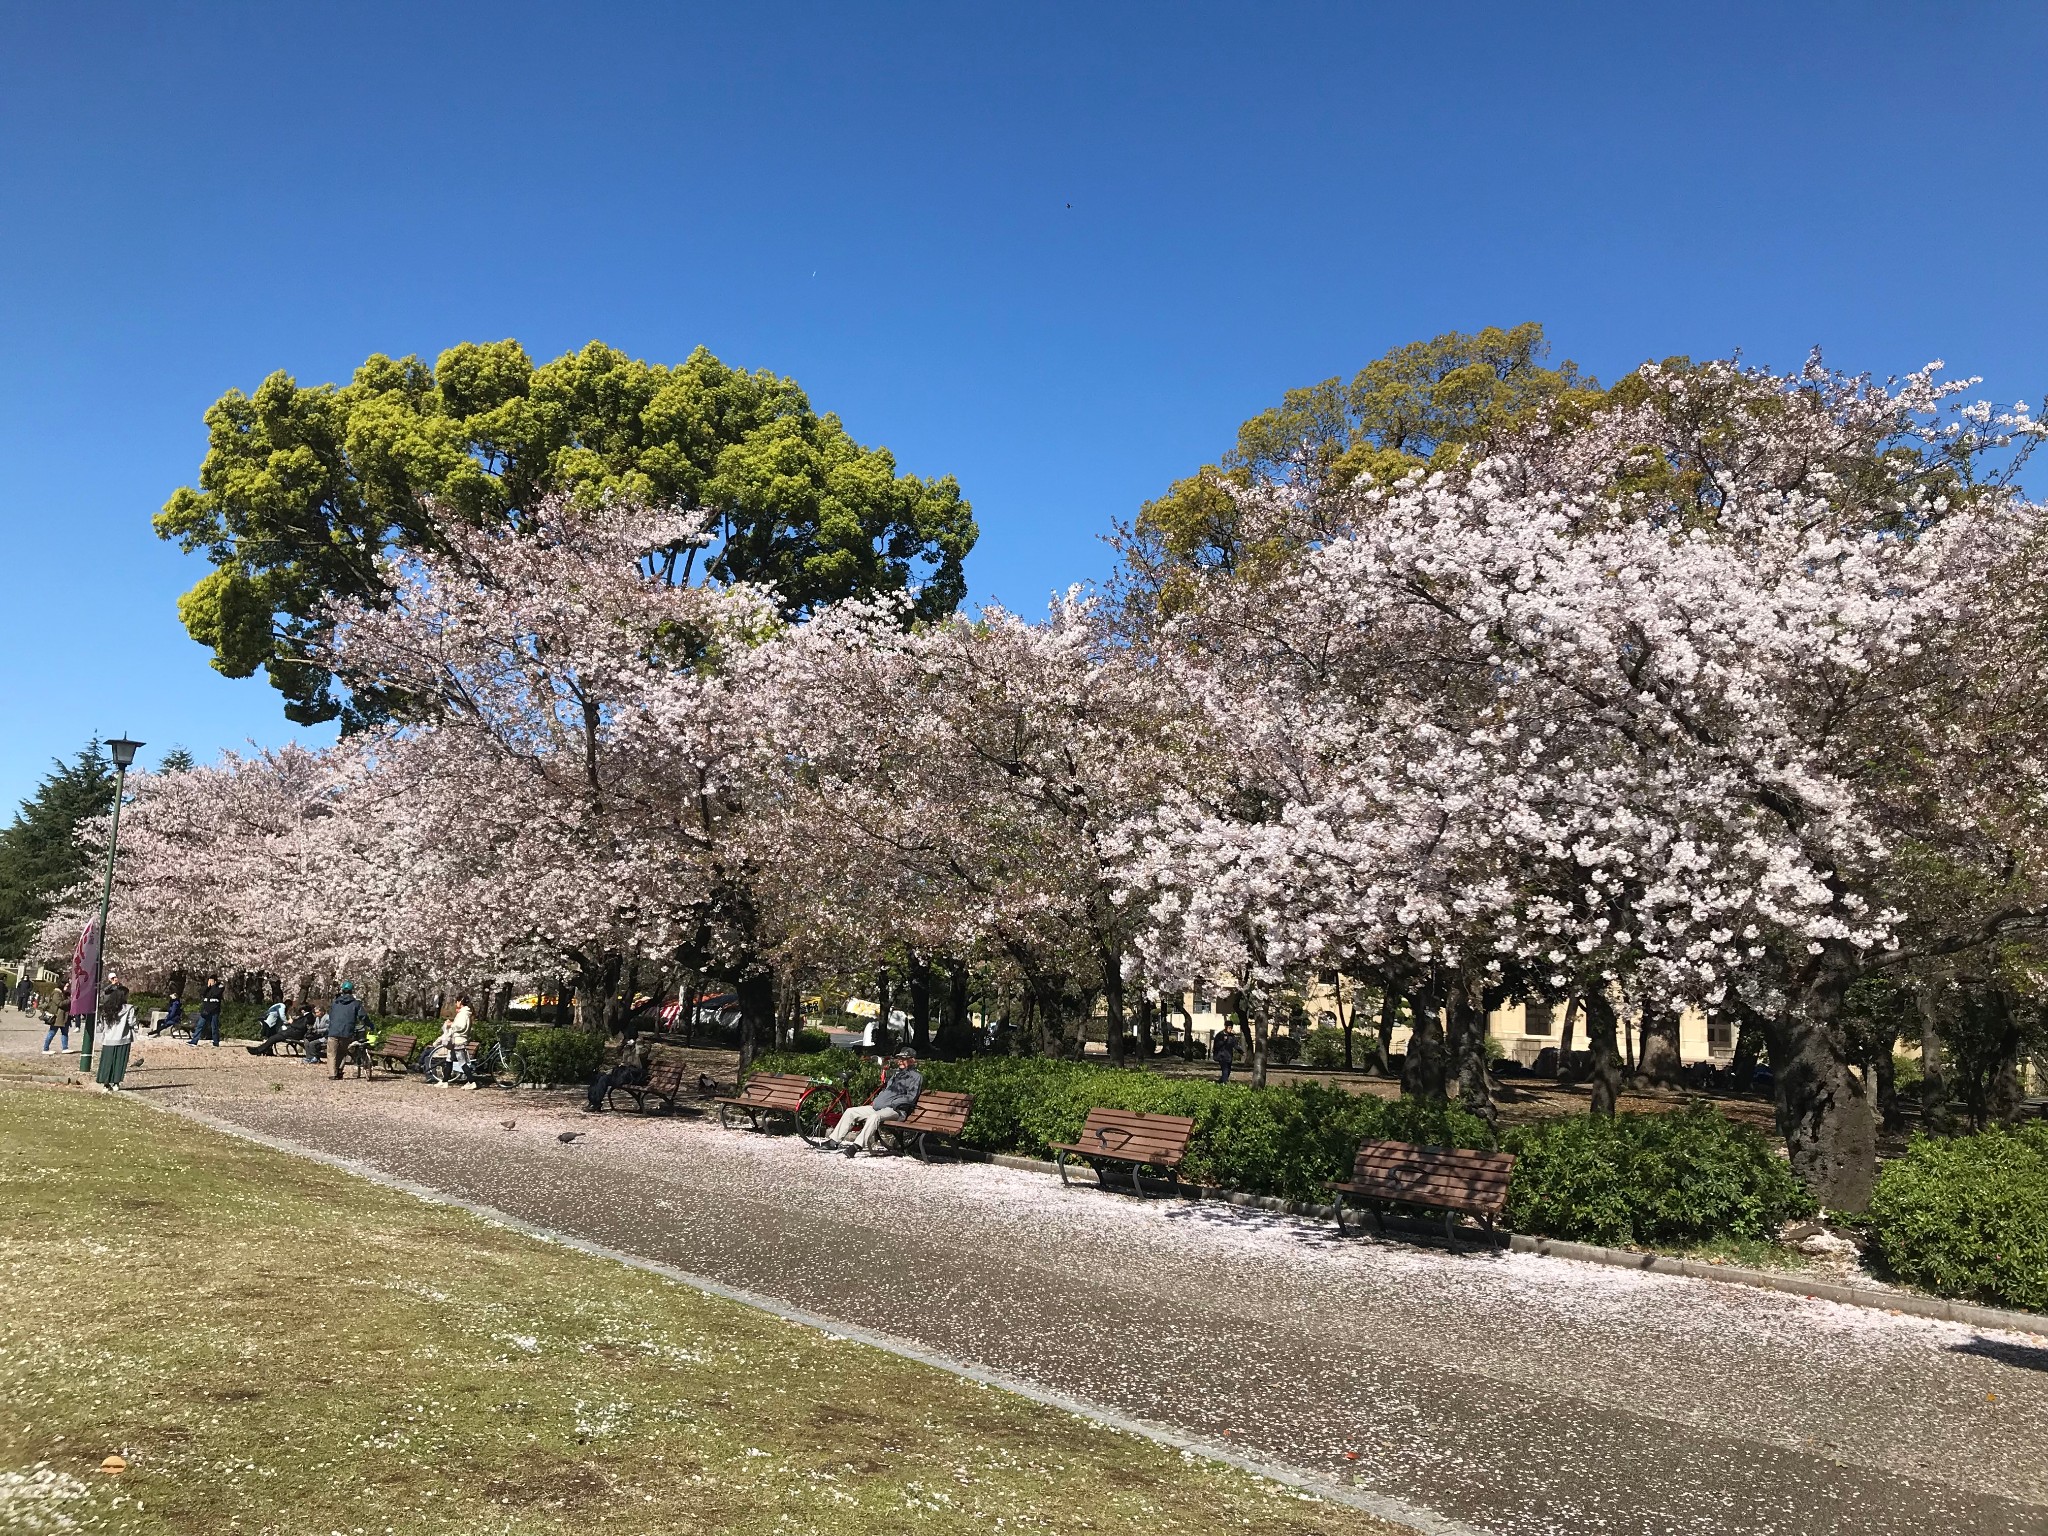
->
[{"left": 8, "top": 1017, "right": 2047, "bottom": 1536}]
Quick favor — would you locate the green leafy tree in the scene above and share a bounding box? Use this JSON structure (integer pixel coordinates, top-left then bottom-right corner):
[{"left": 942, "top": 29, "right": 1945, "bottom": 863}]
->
[
  {"left": 0, "top": 744, "right": 116, "bottom": 958},
  {"left": 157, "top": 341, "right": 977, "bottom": 725},
  {"left": 1125, "top": 323, "right": 1595, "bottom": 614}
]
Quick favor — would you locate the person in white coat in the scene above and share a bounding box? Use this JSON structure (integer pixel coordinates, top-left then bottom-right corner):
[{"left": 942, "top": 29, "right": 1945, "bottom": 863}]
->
[{"left": 422, "top": 996, "right": 476, "bottom": 1087}]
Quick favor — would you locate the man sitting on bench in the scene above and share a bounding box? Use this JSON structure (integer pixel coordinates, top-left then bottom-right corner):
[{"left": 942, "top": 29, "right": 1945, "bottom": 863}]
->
[{"left": 827, "top": 1048, "right": 922, "bottom": 1157}]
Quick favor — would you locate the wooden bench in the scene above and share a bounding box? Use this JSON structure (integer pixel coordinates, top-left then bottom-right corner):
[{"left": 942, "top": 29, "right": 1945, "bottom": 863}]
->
[
  {"left": 876, "top": 1090, "right": 973, "bottom": 1161},
  {"left": 610, "top": 1054, "right": 691, "bottom": 1115},
  {"left": 368, "top": 1034, "right": 417, "bottom": 1080},
  {"left": 1049, "top": 1107, "right": 1195, "bottom": 1198},
  {"left": 715, "top": 1072, "right": 814, "bottom": 1133},
  {"left": 1329, "top": 1139, "right": 1516, "bottom": 1252}
]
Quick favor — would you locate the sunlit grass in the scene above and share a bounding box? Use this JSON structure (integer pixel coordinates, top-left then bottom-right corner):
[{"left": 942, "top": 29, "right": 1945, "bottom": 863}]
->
[{"left": 0, "top": 1084, "right": 1402, "bottom": 1535}]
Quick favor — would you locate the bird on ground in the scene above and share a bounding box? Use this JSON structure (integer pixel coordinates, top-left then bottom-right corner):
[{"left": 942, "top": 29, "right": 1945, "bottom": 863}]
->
[
  {"left": 500, "top": 1120, "right": 516, "bottom": 1131},
  {"left": 557, "top": 1131, "right": 582, "bottom": 1143}
]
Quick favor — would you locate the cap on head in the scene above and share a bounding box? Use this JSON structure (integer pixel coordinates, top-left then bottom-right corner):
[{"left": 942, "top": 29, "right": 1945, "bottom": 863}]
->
[
  {"left": 894, "top": 1046, "right": 917, "bottom": 1060},
  {"left": 340, "top": 981, "right": 354, "bottom": 993}
]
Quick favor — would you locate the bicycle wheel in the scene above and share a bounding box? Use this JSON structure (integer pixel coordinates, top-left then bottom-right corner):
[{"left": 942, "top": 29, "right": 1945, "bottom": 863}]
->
[{"left": 795, "top": 1087, "right": 843, "bottom": 1144}]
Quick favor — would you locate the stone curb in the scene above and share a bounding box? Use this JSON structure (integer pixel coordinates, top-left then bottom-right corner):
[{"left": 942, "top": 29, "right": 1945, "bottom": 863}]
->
[
  {"left": 125, "top": 1093, "right": 1475, "bottom": 1536},
  {"left": 979, "top": 1152, "right": 2048, "bottom": 1339}
]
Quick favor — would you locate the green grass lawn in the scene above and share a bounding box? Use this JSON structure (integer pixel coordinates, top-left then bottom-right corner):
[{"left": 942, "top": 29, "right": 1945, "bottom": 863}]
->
[{"left": 0, "top": 1084, "right": 1401, "bottom": 1535}]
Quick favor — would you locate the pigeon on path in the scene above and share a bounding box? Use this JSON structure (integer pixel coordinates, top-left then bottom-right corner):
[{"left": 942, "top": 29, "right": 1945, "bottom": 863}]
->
[
  {"left": 557, "top": 1131, "right": 583, "bottom": 1143},
  {"left": 500, "top": 1120, "right": 516, "bottom": 1131}
]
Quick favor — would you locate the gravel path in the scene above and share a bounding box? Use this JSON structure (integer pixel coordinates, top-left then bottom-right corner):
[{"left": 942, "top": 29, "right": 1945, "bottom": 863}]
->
[{"left": 11, "top": 1017, "right": 2048, "bottom": 1536}]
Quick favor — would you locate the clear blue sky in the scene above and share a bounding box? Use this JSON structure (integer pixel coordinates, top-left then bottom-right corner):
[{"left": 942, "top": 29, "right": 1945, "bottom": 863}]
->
[{"left": 2, "top": 1, "right": 2043, "bottom": 816}]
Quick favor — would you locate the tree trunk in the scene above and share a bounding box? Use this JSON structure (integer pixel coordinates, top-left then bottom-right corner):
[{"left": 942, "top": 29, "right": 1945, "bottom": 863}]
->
[
  {"left": 908, "top": 955, "right": 932, "bottom": 1055},
  {"left": 1584, "top": 990, "right": 1621, "bottom": 1117},
  {"left": 935, "top": 960, "right": 974, "bottom": 1057},
  {"left": 1334, "top": 974, "right": 1353, "bottom": 1071},
  {"left": 1916, "top": 982, "right": 1949, "bottom": 1132},
  {"left": 1375, "top": 987, "right": 1398, "bottom": 1077},
  {"left": 1555, "top": 995, "right": 1581, "bottom": 1081},
  {"left": 1244, "top": 994, "right": 1269, "bottom": 1089},
  {"left": 1638, "top": 1005, "right": 1684, "bottom": 1087},
  {"left": 1874, "top": 1045, "right": 1902, "bottom": 1135},
  {"left": 735, "top": 969, "right": 775, "bottom": 1075},
  {"left": 877, "top": 968, "right": 894, "bottom": 1054},
  {"left": 1104, "top": 949, "right": 1127, "bottom": 1068},
  {"left": 1135, "top": 991, "right": 1154, "bottom": 1059},
  {"left": 1764, "top": 957, "right": 1879, "bottom": 1211},
  {"left": 1447, "top": 974, "right": 1496, "bottom": 1129},
  {"left": 1400, "top": 978, "right": 1448, "bottom": 1101},
  {"left": 1730, "top": 1010, "right": 1763, "bottom": 1093}
]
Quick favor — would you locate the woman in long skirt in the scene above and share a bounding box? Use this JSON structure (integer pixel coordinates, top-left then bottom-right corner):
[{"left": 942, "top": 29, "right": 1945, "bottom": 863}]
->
[{"left": 95, "top": 999, "right": 135, "bottom": 1090}]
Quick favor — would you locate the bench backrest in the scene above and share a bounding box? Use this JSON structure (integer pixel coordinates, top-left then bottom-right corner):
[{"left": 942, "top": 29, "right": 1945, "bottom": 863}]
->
[
  {"left": 1076, "top": 1106, "right": 1195, "bottom": 1165},
  {"left": 896, "top": 1089, "right": 971, "bottom": 1135},
  {"left": 644, "top": 1056, "right": 690, "bottom": 1090},
  {"left": 1349, "top": 1139, "right": 1515, "bottom": 1215},
  {"left": 378, "top": 1034, "right": 418, "bottom": 1058},
  {"left": 737, "top": 1071, "right": 813, "bottom": 1110}
]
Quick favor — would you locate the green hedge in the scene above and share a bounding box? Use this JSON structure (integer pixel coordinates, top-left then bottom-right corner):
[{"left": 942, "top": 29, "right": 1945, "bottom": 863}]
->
[
  {"left": 753, "top": 1050, "right": 1490, "bottom": 1203},
  {"left": 1868, "top": 1125, "right": 2048, "bottom": 1311},
  {"left": 752, "top": 1051, "right": 1814, "bottom": 1247},
  {"left": 1501, "top": 1104, "right": 1814, "bottom": 1247},
  {"left": 510, "top": 1027, "right": 609, "bottom": 1087}
]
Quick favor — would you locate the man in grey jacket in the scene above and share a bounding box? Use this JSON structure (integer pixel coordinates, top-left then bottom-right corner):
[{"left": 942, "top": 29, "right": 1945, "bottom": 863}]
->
[
  {"left": 827, "top": 1048, "right": 923, "bottom": 1157},
  {"left": 324, "top": 981, "right": 371, "bottom": 1080}
]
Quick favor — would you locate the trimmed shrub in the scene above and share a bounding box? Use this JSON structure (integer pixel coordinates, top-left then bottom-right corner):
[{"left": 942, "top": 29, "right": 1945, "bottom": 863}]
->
[
  {"left": 511, "top": 1027, "right": 608, "bottom": 1087},
  {"left": 1868, "top": 1125, "right": 2048, "bottom": 1311},
  {"left": 1300, "top": 1030, "right": 1350, "bottom": 1070},
  {"left": 1503, "top": 1103, "right": 1813, "bottom": 1247}
]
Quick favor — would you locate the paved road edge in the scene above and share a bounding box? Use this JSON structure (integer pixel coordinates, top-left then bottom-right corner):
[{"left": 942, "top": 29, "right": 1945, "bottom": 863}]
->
[{"left": 131, "top": 1092, "right": 1484, "bottom": 1536}]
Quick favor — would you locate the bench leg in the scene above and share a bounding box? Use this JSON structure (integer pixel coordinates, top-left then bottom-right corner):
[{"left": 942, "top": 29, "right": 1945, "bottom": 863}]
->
[
  {"left": 1333, "top": 1196, "right": 1347, "bottom": 1236},
  {"left": 1130, "top": 1161, "right": 1146, "bottom": 1199},
  {"left": 1443, "top": 1212, "right": 1459, "bottom": 1255},
  {"left": 910, "top": 1130, "right": 930, "bottom": 1163},
  {"left": 1055, "top": 1151, "right": 1072, "bottom": 1187},
  {"left": 718, "top": 1104, "right": 735, "bottom": 1130}
]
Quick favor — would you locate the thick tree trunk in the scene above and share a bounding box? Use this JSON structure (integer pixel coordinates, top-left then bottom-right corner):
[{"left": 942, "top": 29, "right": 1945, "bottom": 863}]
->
[
  {"left": 1555, "top": 995, "right": 1581, "bottom": 1081},
  {"left": 908, "top": 955, "right": 932, "bottom": 1055},
  {"left": 1334, "top": 974, "right": 1353, "bottom": 1070},
  {"left": 1375, "top": 988, "right": 1399, "bottom": 1077},
  {"left": 1765, "top": 958, "right": 1878, "bottom": 1211},
  {"left": 1447, "top": 975, "right": 1496, "bottom": 1129},
  {"left": 1104, "top": 951, "right": 1127, "bottom": 1068},
  {"left": 935, "top": 961, "right": 974, "bottom": 1057},
  {"left": 877, "top": 968, "right": 894, "bottom": 1054},
  {"left": 735, "top": 968, "right": 775, "bottom": 1075},
  {"left": 1584, "top": 991, "right": 1622, "bottom": 1117},
  {"left": 1638, "top": 1005, "right": 1684, "bottom": 1087},
  {"left": 1135, "top": 991, "right": 1155, "bottom": 1059},
  {"left": 1400, "top": 978, "right": 1448, "bottom": 1101}
]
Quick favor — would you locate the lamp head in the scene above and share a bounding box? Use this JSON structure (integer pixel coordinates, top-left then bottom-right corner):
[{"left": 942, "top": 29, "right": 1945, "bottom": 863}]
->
[{"left": 106, "top": 737, "right": 143, "bottom": 771}]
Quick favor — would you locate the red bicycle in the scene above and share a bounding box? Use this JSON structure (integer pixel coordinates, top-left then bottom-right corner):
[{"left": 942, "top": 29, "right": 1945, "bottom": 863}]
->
[{"left": 794, "top": 1059, "right": 876, "bottom": 1144}]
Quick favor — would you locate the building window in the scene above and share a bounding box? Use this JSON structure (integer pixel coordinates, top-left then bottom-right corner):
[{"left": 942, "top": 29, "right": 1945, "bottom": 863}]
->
[
  {"left": 1523, "top": 1000, "right": 1553, "bottom": 1037},
  {"left": 1193, "top": 986, "right": 1212, "bottom": 1015},
  {"left": 1707, "top": 1016, "right": 1734, "bottom": 1054}
]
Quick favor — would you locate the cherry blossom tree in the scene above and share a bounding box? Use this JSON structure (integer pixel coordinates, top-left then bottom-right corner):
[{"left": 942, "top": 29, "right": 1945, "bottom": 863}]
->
[{"left": 1119, "top": 356, "right": 2048, "bottom": 1205}]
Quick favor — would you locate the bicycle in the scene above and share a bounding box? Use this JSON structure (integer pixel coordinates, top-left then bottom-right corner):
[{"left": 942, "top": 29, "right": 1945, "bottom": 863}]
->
[{"left": 794, "top": 1059, "right": 877, "bottom": 1145}]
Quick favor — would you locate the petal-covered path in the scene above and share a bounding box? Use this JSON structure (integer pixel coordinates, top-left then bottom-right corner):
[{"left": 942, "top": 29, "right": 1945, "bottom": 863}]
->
[{"left": 13, "top": 1023, "right": 2048, "bottom": 1536}]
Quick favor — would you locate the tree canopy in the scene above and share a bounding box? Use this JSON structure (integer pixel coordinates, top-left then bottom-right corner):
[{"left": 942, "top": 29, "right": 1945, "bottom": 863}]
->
[
  {"left": 0, "top": 744, "right": 115, "bottom": 958},
  {"left": 1126, "top": 323, "right": 1595, "bottom": 607},
  {"left": 156, "top": 340, "right": 978, "bottom": 725}
]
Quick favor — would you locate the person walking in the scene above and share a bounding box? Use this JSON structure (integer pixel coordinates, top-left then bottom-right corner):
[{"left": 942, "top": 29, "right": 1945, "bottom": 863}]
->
[
  {"left": 190, "top": 975, "right": 224, "bottom": 1047},
  {"left": 324, "top": 981, "right": 370, "bottom": 1080},
  {"left": 1212, "top": 1025, "right": 1238, "bottom": 1085},
  {"left": 41, "top": 984, "right": 71, "bottom": 1056},
  {"left": 94, "top": 974, "right": 134, "bottom": 1090},
  {"left": 12, "top": 971, "right": 30, "bottom": 1011}
]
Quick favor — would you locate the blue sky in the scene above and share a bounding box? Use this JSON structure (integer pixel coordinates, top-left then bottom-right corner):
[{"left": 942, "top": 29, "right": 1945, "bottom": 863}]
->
[{"left": 1, "top": 1, "right": 2043, "bottom": 815}]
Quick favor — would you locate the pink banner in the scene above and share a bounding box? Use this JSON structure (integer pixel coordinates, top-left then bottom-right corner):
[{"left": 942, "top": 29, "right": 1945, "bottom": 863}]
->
[{"left": 69, "top": 916, "right": 99, "bottom": 1019}]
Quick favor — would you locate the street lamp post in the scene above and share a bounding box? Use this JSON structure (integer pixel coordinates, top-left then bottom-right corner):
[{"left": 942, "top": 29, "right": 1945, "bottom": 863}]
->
[{"left": 81, "top": 736, "right": 143, "bottom": 1073}]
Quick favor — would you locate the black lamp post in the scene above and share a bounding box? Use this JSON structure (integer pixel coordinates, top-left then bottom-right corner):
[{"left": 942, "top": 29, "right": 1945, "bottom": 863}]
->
[{"left": 81, "top": 736, "right": 143, "bottom": 1072}]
